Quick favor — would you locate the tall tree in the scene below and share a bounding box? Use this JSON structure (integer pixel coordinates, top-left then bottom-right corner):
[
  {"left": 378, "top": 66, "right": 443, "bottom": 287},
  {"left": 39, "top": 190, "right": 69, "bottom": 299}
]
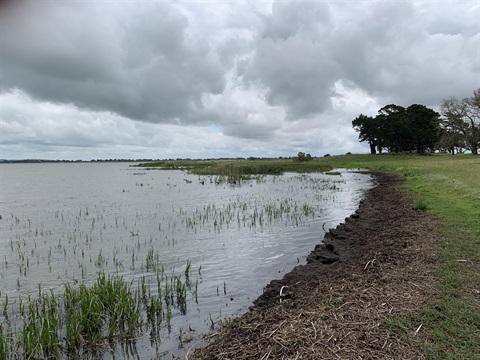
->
[
  {"left": 436, "top": 128, "right": 465, "bottom": 154},
  {"left": 441, "top": 89, "right": 480, "bottom": 155},
  {"left": 377, "top": 104, "right": 409, "bottom": 153},
  {"left": 406, "top": 104, "right": 440, "bottom": 154},
  {"left": 352, "top": 114, "right": 380, "bottom": 154},
  {"left": 353, "top": 104, "right": 441, "bottom": 154}
]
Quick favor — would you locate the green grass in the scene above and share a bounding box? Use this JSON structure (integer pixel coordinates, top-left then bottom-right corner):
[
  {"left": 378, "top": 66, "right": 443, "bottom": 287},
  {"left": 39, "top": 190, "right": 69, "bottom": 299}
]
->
[
  {"left": 316, "top": 154, "right": 480, "bottom": 359},
  {"left": 0, "top": 264, "right": 196, "bottom": 358},
  {"left": 143, "top": 153, "right": 480, "bottom": 359},
  {"left": 137, "top": 158, "right": 332, "bottom": 176}
]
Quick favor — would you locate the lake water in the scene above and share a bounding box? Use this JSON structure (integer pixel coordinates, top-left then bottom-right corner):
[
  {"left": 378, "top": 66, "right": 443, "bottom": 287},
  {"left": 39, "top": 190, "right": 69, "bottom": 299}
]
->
[{"left": 0, "top": 163, "right": 373, "bottom": 358}]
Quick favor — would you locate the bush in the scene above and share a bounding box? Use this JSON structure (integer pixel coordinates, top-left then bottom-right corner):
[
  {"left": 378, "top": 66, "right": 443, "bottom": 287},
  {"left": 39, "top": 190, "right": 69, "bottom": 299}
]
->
[{"left": 295, "top": 152, "right": 313, "bottom": 162}]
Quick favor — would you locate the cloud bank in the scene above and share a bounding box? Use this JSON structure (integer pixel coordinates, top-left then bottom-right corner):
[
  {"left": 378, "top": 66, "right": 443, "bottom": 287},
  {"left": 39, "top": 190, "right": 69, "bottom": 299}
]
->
[{"left": 1, "top": 0, "right": 478, "bottom": 159}]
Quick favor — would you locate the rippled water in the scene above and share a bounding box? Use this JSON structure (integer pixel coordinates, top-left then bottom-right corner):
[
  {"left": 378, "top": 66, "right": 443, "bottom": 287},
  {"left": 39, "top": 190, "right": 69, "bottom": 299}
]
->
[{"left": 0, "top": 163, "right": 372, "bottom": 358}]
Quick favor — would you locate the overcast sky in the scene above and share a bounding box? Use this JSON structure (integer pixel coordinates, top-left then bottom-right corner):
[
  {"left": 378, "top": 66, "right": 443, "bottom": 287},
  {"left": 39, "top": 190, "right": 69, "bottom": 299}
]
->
[{"left": 1, "top": 0, "right": 479, "bottom": 160}]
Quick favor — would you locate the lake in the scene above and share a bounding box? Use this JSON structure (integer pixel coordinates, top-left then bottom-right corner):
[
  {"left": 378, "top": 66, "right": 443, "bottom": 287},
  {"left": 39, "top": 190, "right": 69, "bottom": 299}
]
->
[{"left": 0, "top": 162, "right": 373, "bottom": 358}]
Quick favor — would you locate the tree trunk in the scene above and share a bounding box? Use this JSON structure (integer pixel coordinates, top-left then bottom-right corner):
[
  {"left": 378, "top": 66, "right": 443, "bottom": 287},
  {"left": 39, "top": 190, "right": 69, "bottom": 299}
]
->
[{"left": 369, "top": 142, "right": 377, "bottom": 155}]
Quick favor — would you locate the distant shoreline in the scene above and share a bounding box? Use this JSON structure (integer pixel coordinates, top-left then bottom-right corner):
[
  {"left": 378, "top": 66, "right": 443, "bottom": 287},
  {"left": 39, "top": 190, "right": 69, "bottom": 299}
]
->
[
  {"left": 0, "top": 159, "right": 146, "bottom": 163},
  {"left": 0, "top": 156, "right": 315, "bottom": 164}
]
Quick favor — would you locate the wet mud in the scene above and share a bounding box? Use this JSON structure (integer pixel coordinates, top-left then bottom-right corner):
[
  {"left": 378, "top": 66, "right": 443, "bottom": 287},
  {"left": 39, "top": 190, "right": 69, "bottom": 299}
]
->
[{"left": 191, "top": 172, "right": 439, "bottom": 360}]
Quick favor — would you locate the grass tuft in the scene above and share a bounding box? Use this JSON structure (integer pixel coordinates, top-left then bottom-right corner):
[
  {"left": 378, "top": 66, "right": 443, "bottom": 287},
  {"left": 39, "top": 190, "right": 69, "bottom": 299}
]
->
[
  {"left": 0, "top": 267, "right": 196, "bottom": 358},
  {"left": 413, "top": 200, "right": 428, "bottom": 212}
]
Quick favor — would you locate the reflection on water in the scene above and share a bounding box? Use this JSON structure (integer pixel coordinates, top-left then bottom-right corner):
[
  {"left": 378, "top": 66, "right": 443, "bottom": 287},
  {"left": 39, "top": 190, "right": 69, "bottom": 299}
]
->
[{"left": 0, "top": 163, "right": 372, "bottom": 358}]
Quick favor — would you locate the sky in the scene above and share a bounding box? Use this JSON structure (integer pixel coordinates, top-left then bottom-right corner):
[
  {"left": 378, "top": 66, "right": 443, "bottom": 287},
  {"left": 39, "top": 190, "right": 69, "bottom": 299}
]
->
[{"left": 0, "top": 0, "right": 479, "bottom": 160}]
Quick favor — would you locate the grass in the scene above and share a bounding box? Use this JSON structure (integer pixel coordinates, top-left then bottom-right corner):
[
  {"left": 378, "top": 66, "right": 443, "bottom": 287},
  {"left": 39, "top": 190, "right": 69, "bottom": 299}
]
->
[
  {"left": 0, "top": 263, "right": 197, "bottom": 359},
  {"left": 3, "top": 154, "right": 478, "bottom": 358},
  {"left": 145, "top": 153, "right": 480, "bottom": 358},
  {"left": 316, "top": 153, "right": 480, "bottom": 359},
  {"left": 1, "top": 274, "right": 145, "bottom": 358},
  {"left": 137, "top": 158, "right": 332, "bottom": 176}
]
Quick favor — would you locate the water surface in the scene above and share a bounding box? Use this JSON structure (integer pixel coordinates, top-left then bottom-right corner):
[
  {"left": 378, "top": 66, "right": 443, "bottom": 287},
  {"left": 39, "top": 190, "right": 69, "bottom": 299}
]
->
[{"left": 0, "top": 163, "right": 372, "bottom": 358}]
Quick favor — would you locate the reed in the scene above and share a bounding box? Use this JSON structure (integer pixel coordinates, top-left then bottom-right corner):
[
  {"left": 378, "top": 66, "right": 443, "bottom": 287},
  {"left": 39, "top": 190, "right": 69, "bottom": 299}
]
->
[
  {"left": 136, "top": 158, "right": 332, "bottom": 175},
  {"left": 0, "top": 265, "right": 199, "bottom": 359},
  {"left": 0, "top": 325, "right": 7, "bottom": 360}
]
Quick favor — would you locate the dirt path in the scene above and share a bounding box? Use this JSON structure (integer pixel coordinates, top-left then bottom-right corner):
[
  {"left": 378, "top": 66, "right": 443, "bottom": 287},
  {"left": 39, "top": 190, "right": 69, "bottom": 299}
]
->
[{"left": 190, "top": 172, "right": 439, "bottom": 360}]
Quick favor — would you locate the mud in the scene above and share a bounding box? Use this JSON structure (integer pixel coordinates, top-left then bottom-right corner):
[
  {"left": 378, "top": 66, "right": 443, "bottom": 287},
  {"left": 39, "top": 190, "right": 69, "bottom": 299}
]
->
[{"left": 191, "top": 172, "right": 439, "bottom": 360}]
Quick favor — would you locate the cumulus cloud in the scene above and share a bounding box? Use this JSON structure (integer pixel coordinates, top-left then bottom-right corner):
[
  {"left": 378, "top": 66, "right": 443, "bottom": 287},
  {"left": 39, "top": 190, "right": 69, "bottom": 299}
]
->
[
  {"left": 1, "top": 1, "right": 227, "bottom": 124},
  {"left": 241, "top": 1, "right": 479, "bottom": 119},
  {"left": 1, "top": 91, "right": 213, "bottom": 159},
  {"left": 241, "top": 2, "right": 337, "bottom": 119},
  {"left": 0, "top": 0, "right": 478, "bottom": 159}
]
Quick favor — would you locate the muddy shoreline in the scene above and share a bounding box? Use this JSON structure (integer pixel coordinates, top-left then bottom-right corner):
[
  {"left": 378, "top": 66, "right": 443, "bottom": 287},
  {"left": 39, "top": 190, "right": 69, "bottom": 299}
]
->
[{"left": 191, "top": 172, "right": 439, "bottom": 359}]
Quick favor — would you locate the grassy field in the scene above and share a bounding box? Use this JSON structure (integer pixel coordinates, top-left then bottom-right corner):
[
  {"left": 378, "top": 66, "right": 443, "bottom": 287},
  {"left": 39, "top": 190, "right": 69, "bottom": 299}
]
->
[
  {"left": 318, "top": 154, "right": 480, "bottom": 359},
  {"left": 142, "top": 154, "right": 480, "bottom": 359}
]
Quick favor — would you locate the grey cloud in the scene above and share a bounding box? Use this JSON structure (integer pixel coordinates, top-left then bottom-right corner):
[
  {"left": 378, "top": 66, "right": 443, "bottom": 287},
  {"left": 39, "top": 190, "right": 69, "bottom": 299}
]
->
[
  {"left": 241, "top": 1, "right": 396, "bottom": 117},
  {"left": 240, "top": 0, "right": 479, "bottom": 119},
  {"left": 217, "top": 38, "right": 253, "bottom": 68},
  {"left": 1, "top": 0, "right": 478, "bottom": 159},
  {"left": 261, "top": 1, "right": 331, "bottom": 41},
  {"left": 343, "top": 2, "right": 479, "bottom": 105},
  {"left": 241, "top": 1, "right": 336, "bottom": 119},
  {"left": 222, "top": 120, "right": 277, "bottom": 140},
  {"left": 424, "top": 2, "right": 479, "bottom": 36},
  {"left": 1, "top": 2, "right": 227, "bottom": 124}
]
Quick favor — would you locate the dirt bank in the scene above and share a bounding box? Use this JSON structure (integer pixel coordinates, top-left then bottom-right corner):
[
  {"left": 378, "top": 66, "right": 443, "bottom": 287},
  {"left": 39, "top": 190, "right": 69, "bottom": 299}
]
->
[{"left": 190, "top": 172, "right": 439, "bottom": 360}]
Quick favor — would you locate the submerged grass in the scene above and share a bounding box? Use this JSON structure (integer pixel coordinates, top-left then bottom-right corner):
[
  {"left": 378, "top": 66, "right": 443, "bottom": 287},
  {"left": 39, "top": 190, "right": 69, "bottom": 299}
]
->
[
  {"left": 1, "top": 263, "right": 197, "bottom": 359},
  {"left": 1, "top": 274, "right": 143, "bottom": 358}
]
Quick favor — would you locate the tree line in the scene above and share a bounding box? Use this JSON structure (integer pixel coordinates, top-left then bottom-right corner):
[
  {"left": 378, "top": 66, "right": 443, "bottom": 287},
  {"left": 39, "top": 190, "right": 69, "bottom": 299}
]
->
[{"left": 352, "top": 88, "right": 480, "bottom": 155}]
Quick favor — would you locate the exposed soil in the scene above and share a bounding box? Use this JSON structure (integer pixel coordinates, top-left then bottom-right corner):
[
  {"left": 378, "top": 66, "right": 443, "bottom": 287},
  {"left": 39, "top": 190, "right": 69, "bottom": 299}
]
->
[{"left": 190, "top": 172, "right": 439, "bottom": 360}]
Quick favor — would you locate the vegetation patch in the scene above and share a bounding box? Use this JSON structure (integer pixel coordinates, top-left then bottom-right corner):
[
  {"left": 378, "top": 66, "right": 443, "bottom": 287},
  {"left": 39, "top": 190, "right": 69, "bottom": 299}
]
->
[
  {"left": 413, "top": 200, "right": 428, "bottom": 212},
  {"left": 351, "top": 88, "right": 480, "bottom": 155},
  {"left": 136, "top": 158, "right": 333, "bottom": 175},
  {"left": 192, "top": 154, "right": 480, "bottom": 359},
  {"left": 192, "top": 172, "right": 440, "bottom": 359},
  {"left": 1, "top": 263, "right": 197, "bottom": 359}
]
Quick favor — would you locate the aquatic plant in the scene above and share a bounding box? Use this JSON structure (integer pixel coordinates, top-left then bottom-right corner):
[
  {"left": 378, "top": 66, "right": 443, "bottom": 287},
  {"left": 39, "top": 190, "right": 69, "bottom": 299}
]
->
[
  {"left": 0, "top": 265, "right": 199, "bottom": 359},
  {"left": 0, "top": 164, "right": 354, "bottom": 358}
]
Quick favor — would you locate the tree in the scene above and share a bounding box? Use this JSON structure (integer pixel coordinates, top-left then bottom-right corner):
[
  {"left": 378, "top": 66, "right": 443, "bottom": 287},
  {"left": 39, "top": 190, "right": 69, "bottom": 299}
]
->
[
  {"left": 377, "top": 104, "right": 410, "bottom": 153},
  {"left": 352, "top": 114, "right": 380, "bottom": 154},
  {"left": 295, "top": 152, "right": 313, "bottom": 162},
  {"left": 441, "top": 89, "right": 480, "bottom": 155},
  {"left": 406, "top": 104, "right": 440, "bottom": 154},
  {"left": 436, "top": 128, "right": 465, "bottom": 154},
  {"left": 353, "top": 104, "right": 441, "bottom": 154}
]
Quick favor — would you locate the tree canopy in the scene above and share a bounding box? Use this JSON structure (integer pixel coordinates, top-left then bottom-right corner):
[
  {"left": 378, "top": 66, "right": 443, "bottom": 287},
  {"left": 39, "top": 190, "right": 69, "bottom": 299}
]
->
[
  {"left": 295, "top": 152, "right": 313, "bottom": 162},
  {"left": 352, "top": 104, "right": 440, "bottom": 154},
  {"left": 353, "top": 89, "right": 480, "bottom": 155},
  {"left": 441, "top": 89, "right": 480, "bottom": 155}
]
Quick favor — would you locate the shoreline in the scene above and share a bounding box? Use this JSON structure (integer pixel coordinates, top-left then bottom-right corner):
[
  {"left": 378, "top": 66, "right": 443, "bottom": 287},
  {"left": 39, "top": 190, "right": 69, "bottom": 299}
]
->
[{"left": 191, "top": 172, "right": 439, "bottom": 359}]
